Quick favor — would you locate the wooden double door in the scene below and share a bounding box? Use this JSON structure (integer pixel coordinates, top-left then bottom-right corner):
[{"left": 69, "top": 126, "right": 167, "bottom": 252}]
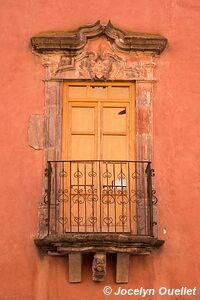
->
[{"left": 62, "top": 83, "right": 135, "bottom": 232}]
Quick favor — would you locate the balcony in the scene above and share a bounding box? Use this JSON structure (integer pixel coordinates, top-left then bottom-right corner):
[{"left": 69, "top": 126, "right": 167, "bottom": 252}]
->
[{"left": 35, "top": 160, "right": 164, "bottom": 256}]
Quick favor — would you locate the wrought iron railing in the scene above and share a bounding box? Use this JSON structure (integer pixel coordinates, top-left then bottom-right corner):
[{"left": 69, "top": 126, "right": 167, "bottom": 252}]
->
[{"left": 44, "top": 160, "right": 157, "bottom": 236}]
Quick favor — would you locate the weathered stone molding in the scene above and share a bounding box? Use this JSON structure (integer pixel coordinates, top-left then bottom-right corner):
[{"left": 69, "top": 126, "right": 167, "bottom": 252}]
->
[
  {"left": 31, "top": 20, "right": 167, "bottom": 55},
  {"left": 35, "top": 234, "right": 164, "bottom": 254}
]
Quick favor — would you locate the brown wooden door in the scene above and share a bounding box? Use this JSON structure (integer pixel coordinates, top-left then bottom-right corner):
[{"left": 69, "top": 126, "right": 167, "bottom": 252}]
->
[{"left": 62, "top": 83, "right": 135, "bottom": 232}]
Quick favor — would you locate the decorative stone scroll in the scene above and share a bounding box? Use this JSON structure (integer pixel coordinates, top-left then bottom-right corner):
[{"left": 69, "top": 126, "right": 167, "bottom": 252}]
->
[{"left": 31, "top": 21, "right": 167, "bottom": 282}]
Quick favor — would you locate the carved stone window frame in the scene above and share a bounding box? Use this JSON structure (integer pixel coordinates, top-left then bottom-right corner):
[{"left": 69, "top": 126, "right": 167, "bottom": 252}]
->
[
  {"left": 31, "top": 21, "right": 167, "bottom": 160},
  {"left": 30, "top": 21, "right": 167, "bottom": 234},
  {"left": 30, "top": 21, "right": 167, "bottom": 238}
]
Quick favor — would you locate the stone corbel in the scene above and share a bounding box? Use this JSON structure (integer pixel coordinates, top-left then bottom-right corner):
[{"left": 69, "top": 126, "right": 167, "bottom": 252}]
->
[{"left": 92, "top": 253, "right": 106, "bottom": 282}]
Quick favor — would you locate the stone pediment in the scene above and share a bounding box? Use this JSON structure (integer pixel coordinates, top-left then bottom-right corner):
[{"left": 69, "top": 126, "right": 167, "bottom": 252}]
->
[{"left": 31, "top": 20, "right": 167, "bottom": 55}]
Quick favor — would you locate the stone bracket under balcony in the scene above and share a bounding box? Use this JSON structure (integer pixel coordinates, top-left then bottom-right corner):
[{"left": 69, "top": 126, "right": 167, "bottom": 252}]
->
[{"left": 35, "top": 233, "right": 164, "bottom": 283}]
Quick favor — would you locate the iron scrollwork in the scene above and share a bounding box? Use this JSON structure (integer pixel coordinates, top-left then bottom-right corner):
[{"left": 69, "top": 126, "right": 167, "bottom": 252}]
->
[{"left": 44, "top": 160, "right": 157, "bottom": 236}]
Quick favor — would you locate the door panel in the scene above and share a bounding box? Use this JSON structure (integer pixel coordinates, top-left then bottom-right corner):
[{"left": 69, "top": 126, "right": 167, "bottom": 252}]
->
[
  {"left": 68, "top": 102, "right": 97, "bottom": 160},
  {"left": 71, "top": 107, "right": 95, "bottom": 132},
  {"left": 102, "top": 135, "right": 127, "bottom": 160},
  {"left": 102, "top": 107, "right": 126, "bottom": 133},
  {"left": 101, "top": 103, "right": 129, "bottom": 161},
  {"left": 65, "top": 102, "right": 98, "bottom": 231},
  {"left": 71, "top": 135, "right": 95, "bottom": 160}
]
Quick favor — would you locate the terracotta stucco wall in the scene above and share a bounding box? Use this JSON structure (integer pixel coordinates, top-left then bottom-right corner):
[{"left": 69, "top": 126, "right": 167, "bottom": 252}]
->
[{"left": 0, "top": 0, "right": 200, "bottom": 299}]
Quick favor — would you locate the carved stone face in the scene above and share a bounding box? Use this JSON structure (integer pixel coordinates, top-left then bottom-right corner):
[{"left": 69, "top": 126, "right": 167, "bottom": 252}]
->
[
  {"left": 92, "top": 253, "right": 106, "bottom": 281},
  {"left": 95, "top": 256, "right": 105, "bottom": 265}
]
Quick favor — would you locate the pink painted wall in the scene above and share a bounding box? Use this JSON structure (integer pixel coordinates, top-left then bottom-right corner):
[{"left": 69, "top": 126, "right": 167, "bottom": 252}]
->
[{"left": 0, "top": 0, "right": 200, "bottom": 299}]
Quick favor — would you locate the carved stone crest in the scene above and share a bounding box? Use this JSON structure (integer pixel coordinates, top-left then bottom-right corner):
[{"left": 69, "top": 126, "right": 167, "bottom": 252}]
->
[
  {"left": 53, "top": 47, "right": 154, "bottom": 80},
  {"left": 77, "top": 48, "right": 122, "bottom": 80},
  {"left": 86, "top": 52, "right": 112, "bottom": 80}
]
